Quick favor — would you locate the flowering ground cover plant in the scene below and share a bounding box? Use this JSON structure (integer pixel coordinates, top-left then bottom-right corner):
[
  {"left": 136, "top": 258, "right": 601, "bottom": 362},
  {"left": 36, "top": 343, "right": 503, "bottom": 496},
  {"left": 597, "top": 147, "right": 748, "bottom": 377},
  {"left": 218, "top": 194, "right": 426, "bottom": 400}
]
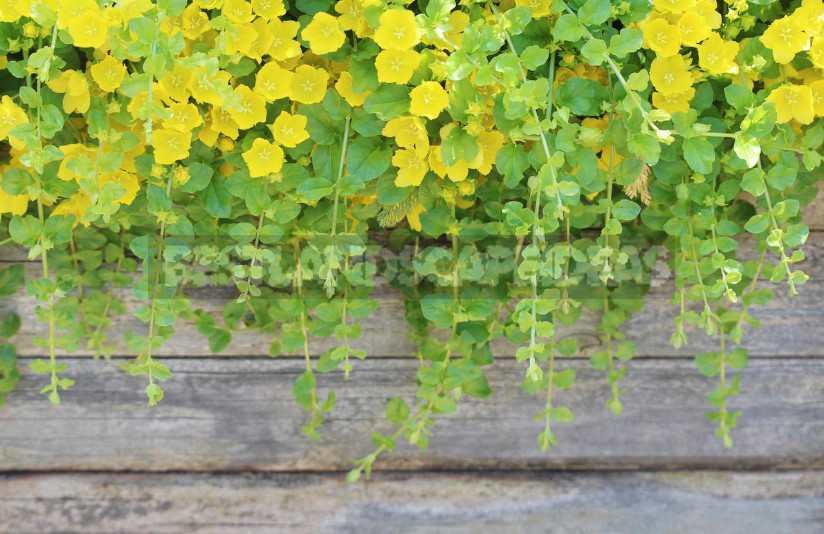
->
[{"left": 0, "top": 0, "right": 822, "bottom": 480}]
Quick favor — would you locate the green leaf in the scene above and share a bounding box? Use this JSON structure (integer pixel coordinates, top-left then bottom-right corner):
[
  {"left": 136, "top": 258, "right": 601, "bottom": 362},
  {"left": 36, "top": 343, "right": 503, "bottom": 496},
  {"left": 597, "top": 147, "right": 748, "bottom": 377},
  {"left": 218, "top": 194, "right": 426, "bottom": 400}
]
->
[
  {"left": 520, "top": 46, "right": 549, "bottom": 71},
  {"left": 297, "top": 178, "right": 335, "bottom": 201},
  {"left": 733, "top": 135, "right": 760, "bottom": 168},
  {"left": 347, "top": 137, "right": 392, "bottom": 181},
  {"left": 696, "top": 352, "right": 722, "bottom": 377},
  {"left": 441, "top": 128, "right": 479, "bottom": 166},
  {"left": 301, "top": 103, "right": 343, "bottom": 145},
  {"left": 682, "top": 137, "right": 715, "bottom": 174},
  {"left": 744, "top": 213, "right": 770, "bottom": 234},
  {"left": 496, "top": 143, "right": 531, "bottom": 187},
  {"left": 502, "top": 6, "right": 532, "bottom": 36},
  {"left": 741, "top": 169, "right": 765, "bottom": 196},
  {"left": 741, "top": 103, "right": 776, "bottom": 138},
  {"left": 418, "top": 207, "right": 451, "bottom": 238},
  {"left": 724, "top": 85, "right": 755, "bottom": 114},
  {"left": 608, "top": 28, "right": 643, "bottom": 58},
  {"left": 0, "top": 315, "right": 21, "bottom": 338},
  {"left": 626, "top": 132, "right": 660, "bottom": 165},
  {"left": 553, "top": 14, "right": 585, "bottom": 42},
  {"left": 578, "top": 0, "right": 611, "bottom": 26},
  {"left": 612, "top": 199, "right": 640, "bottom": 221},
  {"left": 420, "top": 294, "right": 457, "bottom": 329},
  {"left": 728, "top": 348, "right": 748, "bottom": 370},
  {"left": 555, "top": 78, "right": 609, "bottom": 116},
  {"left": 580, "top": 39, "right": 607, "bottom": 66},
  {"left": 549, "top": 406, "right": 575, "bottom": 423},
  {"left": 0, "top": 265, "right": 24, "bottom": 297},
  {"left": 552, "top": 368, "right": 576, "bottom": 389},
  {"left": 363, "top": 84, "right": 411, "bottom": 121},
  {"left": 385, "top": 397, "right": 410, "bottom": 424}
]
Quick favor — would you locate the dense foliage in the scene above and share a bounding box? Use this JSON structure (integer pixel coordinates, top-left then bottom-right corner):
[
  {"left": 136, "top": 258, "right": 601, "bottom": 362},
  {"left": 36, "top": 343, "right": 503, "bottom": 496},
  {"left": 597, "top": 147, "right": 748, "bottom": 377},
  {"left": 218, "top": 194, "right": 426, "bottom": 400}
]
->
[{"left": 0, "top": 0, "right": 822, "bottom": 480}]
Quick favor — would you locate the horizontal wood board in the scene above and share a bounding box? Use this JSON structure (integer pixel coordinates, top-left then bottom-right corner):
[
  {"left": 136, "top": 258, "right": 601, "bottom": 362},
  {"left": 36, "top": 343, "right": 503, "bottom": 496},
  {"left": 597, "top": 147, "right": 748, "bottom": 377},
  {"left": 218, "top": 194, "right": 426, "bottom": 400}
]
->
[
  {"left": 0, "top": 471, "right": 822, "bottom": 533},
  {"left": 0, "top": 357, "right": 821, "bottom": 472},
  {"left": 1, "top": 233, "right": 823, "bottom": 358}
]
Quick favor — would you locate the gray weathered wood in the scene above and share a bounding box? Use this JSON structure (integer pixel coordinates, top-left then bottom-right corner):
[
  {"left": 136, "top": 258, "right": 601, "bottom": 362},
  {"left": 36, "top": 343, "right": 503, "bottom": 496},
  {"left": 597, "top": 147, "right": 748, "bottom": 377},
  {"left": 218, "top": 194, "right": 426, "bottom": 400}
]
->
[
  {"left": 0, "top": 471, "right": 821, "bottom": 533},
  {"left": 1, "top": 232, "right": 823, "bottom": 358},
  {"left": 1, "top": 357, "right": 821, "bottom": 471}
]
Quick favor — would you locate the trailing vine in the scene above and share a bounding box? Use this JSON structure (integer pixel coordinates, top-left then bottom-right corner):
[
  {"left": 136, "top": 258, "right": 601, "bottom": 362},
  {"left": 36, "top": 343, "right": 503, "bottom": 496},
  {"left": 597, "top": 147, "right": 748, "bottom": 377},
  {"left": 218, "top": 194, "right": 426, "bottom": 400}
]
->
[{"left": 0, "top": 0, "right": 821, "bottom": 478}]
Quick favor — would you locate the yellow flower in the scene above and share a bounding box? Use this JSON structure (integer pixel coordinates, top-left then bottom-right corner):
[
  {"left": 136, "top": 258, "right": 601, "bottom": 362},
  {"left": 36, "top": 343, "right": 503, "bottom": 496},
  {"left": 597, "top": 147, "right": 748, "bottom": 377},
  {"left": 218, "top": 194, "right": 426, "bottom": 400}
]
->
[
  {"left": 228, "top": 85, "right": 267, "bottom": 130},
  {"left": 652, "top": 88, "right": 695, "bottom": 113},
  {"left": 515, "top": 0, "right": 552, "bottom": 18},
  {"left": 222, "top": 0, "right": 254, "bottom": 23},
  {"left": 302, "top": 12, "right": 346, "bottom": 55},
  {"left": 99, "top": 170, "right": 140, "bottom": 205},
  {"left": 0, "top": 187, "right": 26, "bottom": 214},
  {"left": 642, "top": 18, "right": 682, "bottom": 57},
  {"left": 374, "top": 10, "right": 418, "bottom": 50},
  {"left": 767, "top": 85, "right": 814, "bottom": 124},
  {"left": 382, "top": 115, "right": 429, "bottom": 156},
  {"left": 428, "top": 145, "right": 468, "bottom": 182},
  {"left": 181, "top": 4, "right": 210, "bottom": 40},
  {"left": 254, "top": 73, "right": 294, "bottom": 109},
  {"left": 191, "top": 69, "right": 229, "bottom": 106},
  {"left": 271, "top": 111, "right": 309, "bottom": 147},
  {"left": 164, "top": 103, "right": 203, "bottom": 132},
  {"left": 810, "top": 38, "right": 824, "bottom": 69},
  {"left": 223, "top": 23, "right": 258, "bottom": 56},
  {"left": 761, "top": 16, "right": 808, "bottom": 64},
  {"left": 52, "top": 192, "right": 92, "bottom": 227},
  {"left": 58, "top": 0, "right": 97, "bottom": 27},
  {"left": 211, "top": 106, "right": 240, "bottom": 139},
  {"left": 677, "top": 11, "right": 711, "bottom": 47},
  {"left": 199, "top": 117, "right": 221, "bottom": 146},
  {"left": 375, "top": 49, "right": 421, "bottom": 84},
  {"left": 195, "top": 0, "right": 224, "bottom": 9},
  {"left": 406, "top": 202, "right": 424, "bottom": 231},
  {"left": 654, "top": 0, "right": 696, "bottom": 14},
  {"left": 0, "top": 95, "right": 28, "bottom": 141},
  {"left": 90, "top": 55, "right": 127, "bottom": 93},
  {"left": 474, "top": 129, "right": 506, "bottom": 175},
  {"left": 254, "top": 62, "right": 293, "bottom": 102},
  {"left": 116, "top": 0, "right": 154, "bottom": 20},
  {"left": 251, "top": 0, "right": 285, "bottom": 19},
  {"left": 409, "top": 81, "right": 449, "bottom": 119},
  {"left": 67, "top": 10, "right": 108, "bottom": 49},
  {"left": 268, "top": 19, "right": 302, "bottom": 60},
  {"left": 47, "top": 70, "right": 91, "bottom": 114},
  {"left": 0, "top": 0, "right": 21, "bottom": 23},
  {"left": 649, "top": 55, "right": 693, "bottom": 96},
  {"left": 248, "top": 18, "right": 274, "bottom": 62},
  {"left": 795, "top": 0, "right": 824, "bottom": 35},
  {"left": 243, "top": 138, "right": 284, "bottom": 177},
  {"left": 335, "top": 71, "right": 370, "bottom": 106},
  {"left": 159, "top": 64, "right": 193, "bottom": 103},
  {"left": 694, "top": 0, "right": 721, "bottom": 29},
  {"left": 152, "top": 128, "right": 192, "bottom": 164},
  {"left": 57, "top": 144, "right": 97, "bottom": 181},
  {"left": 697, "top": 33, "right": 738, "bottom": 75},
  {"left": 810, "top": 80, "right": 824, "bottom": 117},
  {"left": 392, "top": 149, "right": 428, "bottom": 187},
  {"left": 335, "top": 0, "right": 372, "bottom": 37},
  {"left": 289, "top": 64, "right": 329, "bottom": 104}
]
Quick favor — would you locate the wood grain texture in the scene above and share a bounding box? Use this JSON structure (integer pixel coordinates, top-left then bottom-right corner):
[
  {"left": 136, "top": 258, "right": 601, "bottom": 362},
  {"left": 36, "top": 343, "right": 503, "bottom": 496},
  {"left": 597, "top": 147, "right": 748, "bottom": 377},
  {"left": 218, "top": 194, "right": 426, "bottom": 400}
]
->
[
  {"left": 0, "top": 471, "right": 822, "bottom": 533},
  {"left": 1, "top": 357, "right": 821, "bottom": 472},
  {"left": 2, "top": 232, "right": 823, "bottom": 358}
]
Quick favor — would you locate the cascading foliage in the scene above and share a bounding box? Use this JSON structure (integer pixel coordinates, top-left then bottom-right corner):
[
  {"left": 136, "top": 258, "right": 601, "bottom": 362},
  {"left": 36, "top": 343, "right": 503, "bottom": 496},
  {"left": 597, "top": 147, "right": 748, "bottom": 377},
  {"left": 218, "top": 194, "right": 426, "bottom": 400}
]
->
[{"left": 0, "top": 0, "right": 821, "bottom": 479}]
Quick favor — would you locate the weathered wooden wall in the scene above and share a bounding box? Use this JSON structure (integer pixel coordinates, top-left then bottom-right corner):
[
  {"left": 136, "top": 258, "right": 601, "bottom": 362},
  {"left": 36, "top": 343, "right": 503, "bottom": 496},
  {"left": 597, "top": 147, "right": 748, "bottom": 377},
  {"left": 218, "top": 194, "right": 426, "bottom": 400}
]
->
[{"left": 0, "top": 197, "right": 822, "bottom": 531}]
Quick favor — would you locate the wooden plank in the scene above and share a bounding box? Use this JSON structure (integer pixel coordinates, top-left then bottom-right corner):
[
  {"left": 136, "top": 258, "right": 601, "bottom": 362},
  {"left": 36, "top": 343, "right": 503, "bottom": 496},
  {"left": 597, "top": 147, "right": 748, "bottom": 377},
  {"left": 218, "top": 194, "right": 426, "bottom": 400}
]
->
[
  {"left": 0, "top": 357, "right": 821, "bottom": 471},
  {"left": 0, "top": 471, "right": 821, "bottom": 533},
  {"left": 2, "top": 231, "right": 823, "bottom": 358}
]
